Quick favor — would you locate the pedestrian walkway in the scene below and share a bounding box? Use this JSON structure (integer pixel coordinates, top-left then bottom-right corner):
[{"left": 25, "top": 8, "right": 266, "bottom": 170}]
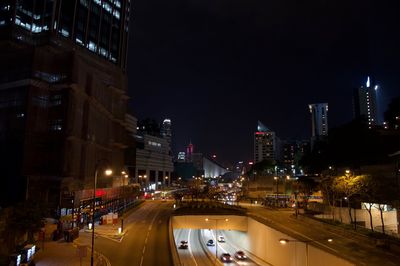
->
[
  {"left": 34, "top": 238, "right": 109, "bottom": 266},
  {"left": 34, "top": 239, "right": 89, "bottom": 266},
  {"left": 82, "top": 223, "right": 125, "bottom": 242}
]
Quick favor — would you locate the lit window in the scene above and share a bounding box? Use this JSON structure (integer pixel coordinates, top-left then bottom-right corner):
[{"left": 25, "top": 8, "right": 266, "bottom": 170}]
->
[
  {"left": 50, "top": 119, "right": 63, "bottom": 131},
  {"left": 60, "top": 28, "right": 69, "bottom": 37},
  {"left": 113, "top": 10, "right": 120, "bottom": 19},
  {"left": 88, "top": 41, "right": 97, "bottom": 52},
  {"left": 76, "top": 38, "right": 83, "bottom": 45}
]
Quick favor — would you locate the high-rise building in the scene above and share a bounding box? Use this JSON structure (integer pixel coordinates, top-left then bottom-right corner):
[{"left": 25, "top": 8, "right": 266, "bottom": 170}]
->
[
  {"left": 309, "top": 103, "right": 328, "bottom": 142},
  {"left": 254, "top": 121, "right": 280, "bottom": 163},
  {"left": 186, "top": 142, "right": 194, "bottom": 162},
  {"left": 161, "top": 118, "right": 172, "bottom": 144},
  {"left": 135, "top": 118, "right": 173, "bottom": 189},
  {"left": 353, "top": 76, "right": 379, "bottom": 128},
  {"left": 0, "top": 0, "right": 131, "bottom": 208}
]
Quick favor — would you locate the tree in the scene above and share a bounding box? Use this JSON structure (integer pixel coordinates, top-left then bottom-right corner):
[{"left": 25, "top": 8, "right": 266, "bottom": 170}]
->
[
  {"left": 3, "top": 201, "right": 47, "bottom": 253},
  {"left": 333, "top": 173, "right": 366, "bottom": 228},
  {"left": 359, "top": 175, "right": 376, "bottom": 232},
  {"left": 320, "top": 175, "right": 340, "bottom": 221},
  {"left": 370, "top": 178, "right": 398, "bottom": 234}
]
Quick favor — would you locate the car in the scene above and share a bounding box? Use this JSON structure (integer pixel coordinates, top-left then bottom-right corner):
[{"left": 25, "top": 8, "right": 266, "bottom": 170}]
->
[
  {"left": 217, "top": 236, "right": 225, "bottom": 242},
  {"left": 179, "top": 240, "right": 188, "bottom": 249},
  {"left": 220, "top": 253, "right": 233, "bottom": 262},
  {"left": 206, "top": 239, "right": 215, "bottom": 246},
  {"left": 235, "top": 250, "right": 247, "bottom": 260}
]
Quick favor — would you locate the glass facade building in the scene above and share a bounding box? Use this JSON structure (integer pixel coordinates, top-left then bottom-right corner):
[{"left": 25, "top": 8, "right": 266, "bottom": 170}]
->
[{"left": 0, "top": 0, "right": 130, "bottom": 69}]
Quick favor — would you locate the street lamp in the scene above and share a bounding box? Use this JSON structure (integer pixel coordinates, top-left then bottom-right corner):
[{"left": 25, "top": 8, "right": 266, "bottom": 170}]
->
[
  {"left": 274, "top": 176, "right": 279, "bottom": 206},
  {"left": 279, "top": 237, "right": 333, "bottom": 266},
  {"left": 205, "top": 218, "right": 229, "bottom": 265},
  {"left": 91, "top": 166, "right": 112, "bottom": 266}
]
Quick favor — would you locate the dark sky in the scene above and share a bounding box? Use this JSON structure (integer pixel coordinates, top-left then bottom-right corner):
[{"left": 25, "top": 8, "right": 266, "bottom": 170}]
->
[{"left": 127, "top": 0, "right": 400, "bottom": 164}]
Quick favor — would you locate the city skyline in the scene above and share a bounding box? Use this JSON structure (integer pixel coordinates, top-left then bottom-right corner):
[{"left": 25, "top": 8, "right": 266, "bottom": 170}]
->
[{"left": 128, "top": 0, "right": 400, "bottom": 163}]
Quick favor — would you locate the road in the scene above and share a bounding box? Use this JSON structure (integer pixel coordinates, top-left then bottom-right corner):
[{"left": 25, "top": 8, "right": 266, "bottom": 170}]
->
[
  {"left": 174, "top": 228, "right": 260, "bottom": 266},
  {"left": 79, "top": 201, "right": 174, "bottom": 266}
]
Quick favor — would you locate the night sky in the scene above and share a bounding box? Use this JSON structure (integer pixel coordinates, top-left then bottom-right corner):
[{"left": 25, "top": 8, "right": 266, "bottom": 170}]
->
[{"left": 127, "top": 0, "right": 400, "bottom": 164}]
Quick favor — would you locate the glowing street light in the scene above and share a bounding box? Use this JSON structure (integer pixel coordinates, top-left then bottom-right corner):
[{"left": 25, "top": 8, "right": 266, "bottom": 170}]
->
[{"left": 91, "top": 166, "right": 112, "bottom": 266}]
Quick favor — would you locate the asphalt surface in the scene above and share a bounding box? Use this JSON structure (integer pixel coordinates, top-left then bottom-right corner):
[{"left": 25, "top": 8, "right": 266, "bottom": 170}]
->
[
  {"left": 247, "top": 206, "right": 400, "bottom": 266},
  {"left": 79, "top": 201, "right": 174, "bottom": 266},
  {"left": 174, "top": 228, "right": 260, "bottom": 266}
]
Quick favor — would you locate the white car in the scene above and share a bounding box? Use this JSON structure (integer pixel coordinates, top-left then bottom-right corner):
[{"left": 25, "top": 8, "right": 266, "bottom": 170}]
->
[{"left": 217, "top": 236, "right": 225, "bottom": 242}]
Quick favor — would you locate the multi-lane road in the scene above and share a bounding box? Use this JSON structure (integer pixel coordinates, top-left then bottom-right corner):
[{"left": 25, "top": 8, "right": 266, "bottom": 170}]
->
[
  {"left": 174, "top": 228, "right": 260, "bottom": 266},
  {"left": 77, "top": 200, "right": 261, "bottom": 266},
  {"left": 79, "top": 200, "right": 174, "bottom": 266}
]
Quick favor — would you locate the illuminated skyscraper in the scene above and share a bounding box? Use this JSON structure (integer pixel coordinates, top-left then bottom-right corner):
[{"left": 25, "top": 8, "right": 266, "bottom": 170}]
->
[
  {"left": 161, "top": 118, "right": 172, "bottom": 144},
  {"left": 309, "top": 103, "right": 328, "bottom": 144},
  {"left": 254, "top": 121, "right": 280, "bottom": 163},
  {"left": 353, "top": 76, "right": 379, "bottom": 128}
]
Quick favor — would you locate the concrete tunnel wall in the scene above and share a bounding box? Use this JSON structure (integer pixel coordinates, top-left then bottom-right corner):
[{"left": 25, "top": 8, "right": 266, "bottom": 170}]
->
[
  {"left": 172, "top": 215, "right": 248, "bottom": 231},
  {"left": 172, "top": 215, "right": 354, "bottom": 266}
]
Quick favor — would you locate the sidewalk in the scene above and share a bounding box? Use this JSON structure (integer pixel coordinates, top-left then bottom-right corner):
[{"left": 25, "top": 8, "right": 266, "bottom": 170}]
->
[
  {"left": 34, "top": 239, "right": 90, "bottom": 266},
  {"left": 82, "top": 222, "right": 126, "bottom": 242},
  {"left": 34, "top": 238, "right": 109, "bottom": 266}
]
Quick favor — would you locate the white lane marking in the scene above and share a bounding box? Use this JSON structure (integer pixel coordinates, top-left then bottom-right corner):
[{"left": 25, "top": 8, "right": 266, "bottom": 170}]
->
[
  {"left": 139, "top": 206, "right": 162, "bottom": 266},
  {"left": 188, "top": 229, "right": 199, "bottom": 266}
]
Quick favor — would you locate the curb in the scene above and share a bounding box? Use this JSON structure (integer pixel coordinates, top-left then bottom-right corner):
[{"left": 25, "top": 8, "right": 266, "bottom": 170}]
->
[{"left": 168, "top": 218, "right": 182, "bottom": 266}]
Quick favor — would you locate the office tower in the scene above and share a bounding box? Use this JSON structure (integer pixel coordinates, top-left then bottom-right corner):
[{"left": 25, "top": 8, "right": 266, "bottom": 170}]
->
[
  {"left": 0, "top": 0, "right": 131, "bottom": 208},
  {"left": 161, "top": 118, "right": 172, "bottom": 144},
  {"left": 186, "top": 142, "right": 194, "bottom": 162},
  {"left": 309, "top": 103, "right": 328, "bottom": 143},
  {"left": 353, "top": 76, "right": 379, "bottom": 128},
  {"left": 254, "top": 121, "right": 279, "bottom": 163}
]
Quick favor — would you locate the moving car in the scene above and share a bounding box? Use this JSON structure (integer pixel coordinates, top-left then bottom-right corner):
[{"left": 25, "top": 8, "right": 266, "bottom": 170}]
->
[
  {"left": 206, "top": 239, "right": 215, "bottom": 246},
  {"left": 220, "top": 253, "right": 233, "bottom": 262},
  {"left": 179, "top": 240, "right": 188, "bottom": 249},
  {"left": 235, "top": 250, "right": 247, "bottom": 260},
  {"left": 217, "top": 235, "right": 225, "bottom": 242}
]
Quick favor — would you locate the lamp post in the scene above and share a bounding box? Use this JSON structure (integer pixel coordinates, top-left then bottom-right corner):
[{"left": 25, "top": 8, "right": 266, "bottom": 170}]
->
[
  {"left": 91, "top": 166, "right": 112, "bottom": 266},
  {"left": 279, "top": 237, "right": 333, "bottom": 266},
  {"left": 274, "top": 176, "right": 279, "bottom": 206},
  {"left": 205, "top": 218, "right": 229, "bottom": 265}
]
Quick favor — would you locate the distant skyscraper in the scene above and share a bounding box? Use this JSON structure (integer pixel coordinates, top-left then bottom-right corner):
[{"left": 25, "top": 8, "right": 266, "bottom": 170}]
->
[
  {"left": 254, "top": 121, "right": 280, "bottom": 163},
  {"left": 161, "top": 118, "right": 172, "bottom": 143},
  {"left": 186, "top": 142, "right": 194, "bottom": 162},
  {"left": 353, "top": 76, "right": 379, "bottom": 128},
  {"left": 309, "top": 103, "right": 328, "bottom": 139}
]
